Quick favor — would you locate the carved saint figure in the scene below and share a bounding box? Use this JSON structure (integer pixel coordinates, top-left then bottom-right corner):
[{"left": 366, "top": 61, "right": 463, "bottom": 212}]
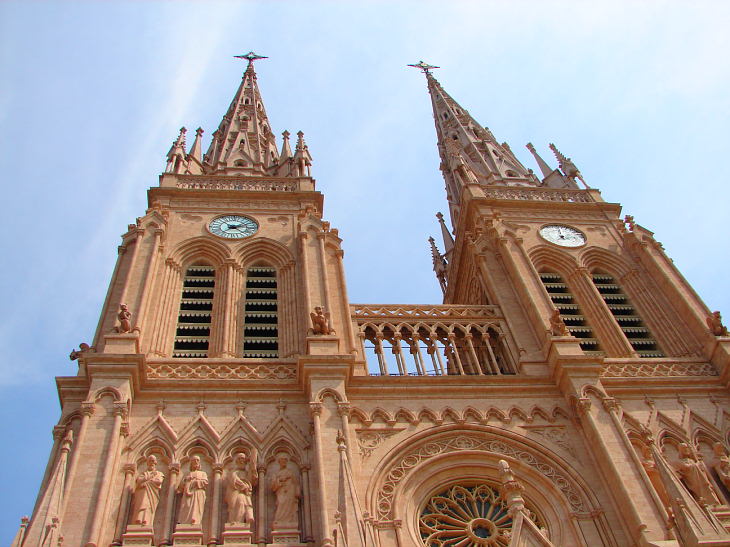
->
[
  {"left": 310, "top": 307, "right": 333, "bottom": 335},
  {"left": 713, "top": 442, "right": 730, "bottom": 492},
  {"left": 549, "top": 309, "right": 569, "bottom": 336},
  {"left": 130, "top": 455, "right": 165, "bottom": 526},
  {"left": 177, "top": 456, "right": 208, "bottom": 526},
  {"left": 270, "top": 452, "right": 300, "bottom": 530},
  {"left": 707, "top": 311, "right": 728, "bottom": 336},
  {"left": 225, "top": 452, "right": 258, "bottom": 525},
  {"left": 675, "top": 443, "right": 721, "bottom": 505},
  {"left": 116, "top": 304, "right": 132, "bottom": 333}
]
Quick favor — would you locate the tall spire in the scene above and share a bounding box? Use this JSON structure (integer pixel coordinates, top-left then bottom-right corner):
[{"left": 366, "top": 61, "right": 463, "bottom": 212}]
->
[
  {"left": 410, "top": 62, "right": 537, "bottom": 225},
  {"left": 203, "top": 52, "right": 280, "bottom": 176}
]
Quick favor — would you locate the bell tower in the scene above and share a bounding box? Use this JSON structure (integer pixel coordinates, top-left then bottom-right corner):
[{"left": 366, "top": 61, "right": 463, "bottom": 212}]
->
[{"left": 14, "top": 57, "right": 730, "bottom": 547}]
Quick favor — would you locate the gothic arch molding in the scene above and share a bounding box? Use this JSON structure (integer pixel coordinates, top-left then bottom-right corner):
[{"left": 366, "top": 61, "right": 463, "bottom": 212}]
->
[
  {"left": 579, "top": 246, "right": 631, "bottom": 277},
  {"left": 234, "top": 236, "right": 294, "bottom": 269},
  {"left": 169, "top": 235, "right": 231, "bottom": 268},
  {"left": 366, "top": 424, "right": 600, "bottom": 522},
  {"left": 528, "top": 245, "right": 580, "bottom": 276}
]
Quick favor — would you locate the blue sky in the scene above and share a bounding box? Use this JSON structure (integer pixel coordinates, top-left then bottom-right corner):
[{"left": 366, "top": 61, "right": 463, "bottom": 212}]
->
[{"left": 1, "top": 0, "right": 729, "bottom": 541}]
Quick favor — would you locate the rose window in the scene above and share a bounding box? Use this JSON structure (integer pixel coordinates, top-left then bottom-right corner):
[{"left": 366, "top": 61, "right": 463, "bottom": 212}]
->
[{"left": 419, "top": 483, "right": 542, "bottom": 546}]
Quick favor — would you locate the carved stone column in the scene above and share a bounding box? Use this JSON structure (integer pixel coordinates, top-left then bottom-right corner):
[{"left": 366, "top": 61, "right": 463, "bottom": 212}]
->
[
  {"left": 300, "top": 463, "right": 313, "bottom": 543},
  {"left": 256, "top": 464, "right": 266, "bottom": 546},
  {"left": 85, "top": 401, "right": 127, "bottom": 547},
  {"left": 150, "top": 259, "right": 182, "bottom": 357},
  {"left": 568, "top": 267, "right": 635, "bottom": 357},
  {"left": 162, "top": 462, "right": 180, "bottom": 545},
  {"left": 113, "top": 463, "right": 136, "bottom": 544},
  {"left": 209, "top": 462, "right": 224, "bottom": 544},
  {"left": 62, "top": 402, "right": 94, "bottom": 507},
  {"left": 309, "top": 402, "right": 334, "bottom": 546},
  {"left": 334, "top": 249, "right": 358, "bottom": 355},
  {"left": 135, "top": 227, "right": 164, "bottom": 335}
]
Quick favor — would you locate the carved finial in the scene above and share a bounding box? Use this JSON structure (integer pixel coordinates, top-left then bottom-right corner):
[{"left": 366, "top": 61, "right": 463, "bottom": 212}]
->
[
  {"left": 407, "top": 60, "right": 440, "bottom": 75},
  {"left": 277, "top": 399, "right": 286, "bottom": 415},
  {"left": 435, "top": 212, "right": 455, "bottom": 254},
  {"left": 624, "top": 215, "right": 636, "bottom": 232},
  {"left": 196, "top": 401, "right": 206, "bottom": 414},
  {"left": 235, "top": 401, "right": 247, "bottom": 416},
  {"left": 310, "top": 306, "right": 335, "bottom": 335},
  {"left": 707, "top": 311, "right": 728, "bottom": 336},
  {"left": 429, "top": 236, "right": 448, "bottom": 293}
]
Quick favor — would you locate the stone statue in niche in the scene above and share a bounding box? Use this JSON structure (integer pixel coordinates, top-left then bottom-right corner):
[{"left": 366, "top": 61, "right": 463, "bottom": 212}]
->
[
  {"left": 115, "top": 304, "right": 132, "bottom": 333},
  {"left": 675, "top": 443, "right": 721, "bottom": 505},
  {"left": 310, "top": 306, "right": 334, "bottom": 335},
  {"left": 713, "top": 442, "right": 730, "bottom": 492},
  {"left": 130, "top": 455, "right": 165, "bottom": 526},
  {"left": 707, "top": 311, "right": 728, "bottom": 336},
  {"left": 270, "top": 452, "right": 300, "bottom": 530},
  {"left": 549, "top": 309, "right": 569, "bottom": 336},
  {"left": 177, "top": 456, "right": 208, "bottom": 526},
  {"left": 225, "top": 451, "right": 258, "bottom": 525}
]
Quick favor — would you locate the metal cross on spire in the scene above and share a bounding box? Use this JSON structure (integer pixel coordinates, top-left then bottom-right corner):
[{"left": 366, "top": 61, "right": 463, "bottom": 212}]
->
[
  {"left": 234, "top": 51, "right": 268, "bottom": 65},
  {"left": 408, "top": 60, "right": 440, "bottom": 74}
]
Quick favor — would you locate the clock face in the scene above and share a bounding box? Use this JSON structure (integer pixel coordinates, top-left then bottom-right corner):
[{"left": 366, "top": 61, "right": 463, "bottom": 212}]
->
[
  {"left": 539, "top": 224, "right": 586, "bottom": 247},
  {"left": 209, "top": 215, "right": 258, "bottom": 239}
]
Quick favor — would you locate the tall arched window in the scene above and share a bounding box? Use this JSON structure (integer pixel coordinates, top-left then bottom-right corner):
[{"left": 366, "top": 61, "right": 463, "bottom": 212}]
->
[
  {"left": 591, "top": 272, "right": 664, "bottom": 357},
  {"left": 173, "top": 265, "right": 215, "bottom": 358},
  {"left": 242, "top": 266, "right": 279, "bottom": 358},
  {"left": 539, "top": 272, "right": 602, "bottom": 355}
]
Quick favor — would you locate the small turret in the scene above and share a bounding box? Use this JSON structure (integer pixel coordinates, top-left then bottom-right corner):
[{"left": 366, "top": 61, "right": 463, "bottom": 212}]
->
[
  {"left": 550, "top": 143, "right": 587, "bottom": 188},
  {"left": 526, "top": 142, "right": 575, "bottom": 189},
  {"left": 429, "top": 236, "right": 448, "bottom": 294},
  {"left": 291, "top": 131, "right": 313, "bottom": 178},
  {"left": 165, "top": 127, "right": 188, "bottom": 174}
]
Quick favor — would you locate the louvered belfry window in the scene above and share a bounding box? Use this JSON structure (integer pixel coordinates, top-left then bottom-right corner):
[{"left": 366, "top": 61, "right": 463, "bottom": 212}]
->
[
  {"left": 539, "top": 272, "right": 603, "bottom": 355},
  {"left": 173, "top": 265, "right": 215, "bottom": 358},
  {"left": 242, "top": 266, "right": 279, "bottom": 358},
  {"left": 592, "top": 273, "right": 664, "bottom": 358}
]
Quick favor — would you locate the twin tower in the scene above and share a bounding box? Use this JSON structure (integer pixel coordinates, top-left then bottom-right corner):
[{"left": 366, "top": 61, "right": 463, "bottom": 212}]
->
[{"left": 14, "top": 54, "right": 730, "bottom": 547}]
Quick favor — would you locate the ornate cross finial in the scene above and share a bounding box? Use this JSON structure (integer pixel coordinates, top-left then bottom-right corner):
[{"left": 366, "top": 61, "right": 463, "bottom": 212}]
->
[
  {"left": 234, "top": 51, "right": 268, "bottom": 65},
  {"left": 408, "top": 60, "right": 440, "bottom": 74}
]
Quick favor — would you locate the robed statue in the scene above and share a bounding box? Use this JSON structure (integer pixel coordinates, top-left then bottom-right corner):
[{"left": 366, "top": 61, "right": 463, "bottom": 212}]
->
[
  {"left": 177, "top": 456, "right": 208, "bottom": 525},
  {"left": 225, "top": 451, "right": 258, "bottom": 525},
  {"left": 270, "top": 452, "right": 300, "bottom": 530},
  {"left": 130, "top": 455, "right": 164, "bottom": 526}
]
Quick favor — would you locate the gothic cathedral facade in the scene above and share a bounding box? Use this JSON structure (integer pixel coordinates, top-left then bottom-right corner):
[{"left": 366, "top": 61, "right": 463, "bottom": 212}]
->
[{"left": 13, "top": 56, "right": 730, "bottom": 547}]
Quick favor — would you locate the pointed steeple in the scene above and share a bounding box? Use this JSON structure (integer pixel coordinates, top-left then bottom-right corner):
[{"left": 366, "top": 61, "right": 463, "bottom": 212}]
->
[
  {"left": 436, "top": 212, "right": 455, "bottom": 254},
  {"left": 165, "top": 127, "right": 187, "bottom": 174},
  {"left": 526, "top": 142, "right": 576, "bottom": 189},
  {"left": 279, "top": 130, "right": 292, "bottom": 161},
  {"left": 410, "top": 61, "right": 536, "bottom": 225},
  {"left": 203, "top": 52, "right": 280, "bottom": 176},
  {"left": 429, "top": 236, "right": 448, "bottom": 294},
  {"left": 549, "top": 143, "right": 587, "bottom": 188},
  {"left": 291, "top": 131, "right": 313, "bottom": 178}
]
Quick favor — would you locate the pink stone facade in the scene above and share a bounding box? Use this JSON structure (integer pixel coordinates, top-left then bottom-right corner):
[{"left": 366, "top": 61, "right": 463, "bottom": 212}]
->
[{"left": 14, "top": 59, "right": 730, "bottom": 547}]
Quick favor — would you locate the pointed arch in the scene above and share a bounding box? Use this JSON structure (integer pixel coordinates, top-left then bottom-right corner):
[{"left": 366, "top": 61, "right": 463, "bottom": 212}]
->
[
  {"left": 169, "top": 235, "right": 231, "bottom": 268},
  {"left": 579, "top": 246, "right": 631, "bottom": 278},
  {"left": 528, "top": 245, "right": 580, "bottom": 277},
  {"left": 235, "top": 236, "right": 294, "bottom": 269}
]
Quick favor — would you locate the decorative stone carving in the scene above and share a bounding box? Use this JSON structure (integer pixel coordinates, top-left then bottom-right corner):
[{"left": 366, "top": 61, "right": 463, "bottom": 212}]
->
[
  {"left": 271, "top": 452, "right": 300, "bottom": 531},
  {"left": 69, "top": 342, "right": 93, "bottom": 361},
  {"left": 115, "top": 304, "right": 133, "bottom": 333},
  {"left": 146, "top": 362, "right": 297, "bottom": 381},
  {"left": 601, "top": 362, "right": 718, "bottom": 378},
  {"left": 355, "top": 428, "right": 404, "bottom": 459},
  {"left": 177, "top": 456, "right": 208, "bottom": 526},
  {"left": 674, "top": 443, "right": 721, "bottom": 506},
  {"left": 225, "top": 452, "right": 258, "bottom": 525},
  {"left": 309, "top": 306, "right": 334, "bottom": 335},
  {"left": 713, "top": 442, "right": 730, "bottom": 492},
  {"left": 707, "top": 311, "right": 728, "bottom": 336},
  {"left": 375, "top": 433, "right": 585, "bottom": 520},
  {"left": 548, "top": 309, "right": 569, "bottom": 336},
  {"left": 130, "top": 455, "right": 165, "bottom": 527}
]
